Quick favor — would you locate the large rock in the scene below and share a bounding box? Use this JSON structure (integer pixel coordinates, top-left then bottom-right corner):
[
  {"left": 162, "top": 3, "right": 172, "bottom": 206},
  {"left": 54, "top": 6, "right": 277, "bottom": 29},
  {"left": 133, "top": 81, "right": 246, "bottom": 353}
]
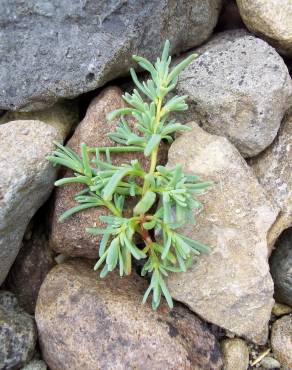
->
[
  {"left": 236, "top": 0, "right": 292, "bottom": 57},
  {"left": 176, "top": 30, "right": 292, "bottom": 158},
  {"left": 0, "top": 101, "right": 79, "bottom": 139},
  {"left": 271, "top": 315, "right": 292, "bottom": 369},
  {"left": 35, "top": 259, "right": 223, "bottom": 370},
  {"left": 21, "top": 360, "right": 47, "bottom": 370},
  {"left": 5, "top": 223, "right": 55, "bottom": 314},
  {"left": 0, "top": 291, "right": 37, "bottom": 369},
  {"left": 250, "top": 114, "right": 292, "bottom": 249},
  {"left": 270, "top": 228, "right": 292, "bottom": 307},
  {"left": 0, "top": 0, "right": 222, "bottom": 112},
  {"left": 50, "top": 86, "right": 167, "bottom": 258},
  {"left": 166, "top": 123, "right": 278, "bottom": 344},
  {"left": 0, "top": 120, "right": 60, "bottom": 285}
]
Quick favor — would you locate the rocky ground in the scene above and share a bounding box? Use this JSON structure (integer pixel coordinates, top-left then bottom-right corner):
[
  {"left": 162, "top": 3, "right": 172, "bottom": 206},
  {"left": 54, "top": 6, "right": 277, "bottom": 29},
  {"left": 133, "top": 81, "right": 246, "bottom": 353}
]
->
[{"left": 0, "top": 1, "right": 292, "bottom": 369}]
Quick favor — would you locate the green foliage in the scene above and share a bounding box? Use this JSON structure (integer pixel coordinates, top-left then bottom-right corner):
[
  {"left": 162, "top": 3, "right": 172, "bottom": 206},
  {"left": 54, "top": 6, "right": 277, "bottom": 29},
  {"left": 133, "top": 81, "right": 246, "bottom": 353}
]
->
[{"left": 47, "top": 40, "right": 212, "bottom": 310}]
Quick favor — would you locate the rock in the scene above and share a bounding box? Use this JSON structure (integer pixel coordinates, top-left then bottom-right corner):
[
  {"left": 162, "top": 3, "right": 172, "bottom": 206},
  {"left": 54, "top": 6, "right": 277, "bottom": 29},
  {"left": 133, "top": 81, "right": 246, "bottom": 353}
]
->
[
  {"left": 260, "top": 356, "right": 281, "bottom": 369},
  {"left": 166, "top": 123, "right": 278, "bottom": 344},
  {"left": 0, "top": 0, "right": 222, "bottom": 112},
  {"left": 21, "top": 360, "right": 47, "bottom": 370},
  {"left": 271, "top": 315, "right": 292, "bottom": 369},
  {"left": 0, "top": 120, "right": 61, "bottom": 285},
  {"left": 272, "top": 302, "right": 292, "bottom": 317},
  {"left": 236, "top": 0, "right": 292, "bottom": 57},
  {"left": 35, "top": 259, "right": 223, "bottom": 370},
  {"left": 175, "top": 30, "right": 292, "bottom": 158},
  {"left": 0, "top": 101, "right": 79, "bottom": 139},
  {"left": 0, "top": 291, "right": 37, "bottom": 369},
  {"left": 270, "top": 228, "right": 292, "bottom": 307},
  {"left": 50, "top": 86, "right": 167, "bottom": 259},
  {"left": 221, "top": 338, "right": 249, "bottom": 370},
  {"left": 250, "top": 114, "right": 292, "bottom": 249},
  {"left": 5, "top": 223, "right": 55, "bottom": 314}
]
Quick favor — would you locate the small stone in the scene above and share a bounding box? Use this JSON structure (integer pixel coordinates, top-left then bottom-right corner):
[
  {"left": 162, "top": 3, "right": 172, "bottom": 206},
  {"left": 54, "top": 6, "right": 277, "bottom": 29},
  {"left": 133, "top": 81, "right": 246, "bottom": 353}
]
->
[
  {"left": 270, "top": 228, "right": 292, "bottom": 307},
  {"left": 0, "top": 291, "right": 37, "bottom": 369},
  {"left": 271, "top": 315, "right": 292, "bottom": 369},
  {"left": 250, "top": 114, "right": 292, "bottom": 250},
  {"left": 0, "top": 120, "right": 62, "bottom": 285},
  {"left": 50, "top": 86, "right": 167, "bottom": 259},
  {"left": 236, "top": 0, "right": 292, "bottom": 57},
  {"left": 35, "top": 259, "right": 223, "bottom": 370},
  {"left": 21, "top": 360, "right": 47, "bottom": 370},
  {"left": 221, "top": 338, "right": 249, "bottom": 370},
  {"left": 272, "top": 302, "right": 292, "bottom": 317},
  {"left": 166, "top": 123, "right": 278, "bottom": 344},
  {"left": 260, "top": 356, "right": 281, "bottom": 369},
  {"left": 176, "top": 30, "right": 292, "bottom": 158}
]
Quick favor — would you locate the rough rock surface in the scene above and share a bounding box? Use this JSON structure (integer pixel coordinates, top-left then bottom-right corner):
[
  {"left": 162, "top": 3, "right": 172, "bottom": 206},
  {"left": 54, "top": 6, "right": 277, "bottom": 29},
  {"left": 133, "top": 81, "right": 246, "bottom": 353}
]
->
[
  {"left": 270, "top": 228, "right": 292, "bottom": 307},
  {"left": 50, "top": 86, "right": 167, "bottom": 259},
  {"left": 0, "top": 291, "right": 37, "bottom": 369},
  {"left": 250, "top": 114, "right": 292, "bottom": 249},
  {"left": 21, "top": 360, "right": 48, "bottom": 370},
  {"left": 176, "top": 30, "right": 292, "bottom": 158},
  {"left": 0, "top": 120, "right": 61, "bottom": 285},
  {"left": 5, "top": 223, "right": 55, "bottom": 314},
  {"left": 271, "top": 315, "right": 292, "bottom": 369},
  {"left": 35, "top": 259, "right": 223, "bottom": 370},
  {"left": 221, "top": 338, "right": 249, "bottom": 370},
  {"left": 166, "top": 123, "right": 278, "bottom": 344},
  {"left": 0, "top": 0, "right": 222, "bottom": 111},
  {"left": 0, "top": 101, "right": 79, "bottom": 139},
  {"left": 236, "top": 0, "right": 292, "bottom": 57}
]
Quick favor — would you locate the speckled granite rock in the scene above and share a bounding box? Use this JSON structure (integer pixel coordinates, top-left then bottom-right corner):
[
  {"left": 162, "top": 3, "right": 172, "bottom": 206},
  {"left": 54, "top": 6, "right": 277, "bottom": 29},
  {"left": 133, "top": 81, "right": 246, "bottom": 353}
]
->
[
  {"left": 35, "top": 259, "right": 223, "bottom": 370},
  {"left": 271, "top": 315, "right": 292, "bottom": 369}
]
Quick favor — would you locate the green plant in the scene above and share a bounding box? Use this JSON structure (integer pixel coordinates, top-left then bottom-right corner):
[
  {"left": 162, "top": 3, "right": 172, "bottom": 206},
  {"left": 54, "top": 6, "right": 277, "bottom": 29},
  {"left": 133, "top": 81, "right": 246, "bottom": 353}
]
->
[{"left": 47, "top": 41, "right": 212, "bottom": 310}]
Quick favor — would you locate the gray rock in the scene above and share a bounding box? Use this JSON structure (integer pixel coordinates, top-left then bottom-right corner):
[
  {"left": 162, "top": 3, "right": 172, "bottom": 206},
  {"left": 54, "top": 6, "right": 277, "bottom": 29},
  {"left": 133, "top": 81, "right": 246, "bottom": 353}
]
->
[
  {"left": 176, "top": 30, "right": 292, "bottom": 158},
  {"left": 236, "top": 0, "right": 292, "bottom": 57},
  {"left": 21, "top": 360, "right": 47, "bottom": 370},
  {"left": 5, "top": 223, "right": 55, "bottom": 314},
  {"left": 250, "top": 114, "right": 292, "bottom": 251},
  {"left": 0, "top": 120, "right": 61, "bottom": 285},
  {"left": 270, "top": 228, "right": 292, "bottom": 307},
  {"left": 166, "top": 123, "right": 278, "bottom": 344},
  {"left": 260, "top": 356, "right": 281, "bottom": 369},
  {"left": 221, "top": 338, "right": 249, "bottom": 370},
  {"left": 0, "top": 291, "right": 37, "bottom": 369},
  {"left": 0, "top": 0, "right": 222, "bottom": 112},
  {"left": 35, "top": 259, "right": 223, "bottom": 370},
  {"left": 271, "top": 315, "right": 292, "bottom": 369}
]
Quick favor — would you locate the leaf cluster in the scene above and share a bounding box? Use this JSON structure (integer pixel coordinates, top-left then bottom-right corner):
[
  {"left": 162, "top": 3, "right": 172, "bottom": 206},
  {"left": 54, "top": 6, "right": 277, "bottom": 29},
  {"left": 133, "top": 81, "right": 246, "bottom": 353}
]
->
[{"left": 47, "top": 40, "right": 212, "bottom": 310}]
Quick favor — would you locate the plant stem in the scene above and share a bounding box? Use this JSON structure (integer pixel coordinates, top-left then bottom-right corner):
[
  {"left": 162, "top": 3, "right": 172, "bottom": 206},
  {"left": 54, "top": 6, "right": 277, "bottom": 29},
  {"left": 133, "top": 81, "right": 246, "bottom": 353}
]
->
[
  {"left": 103, "top": 200, "right": 121, "bottom": 217},
  {"left": 87, "top": 146, "right": 144, "bottom": 153}
]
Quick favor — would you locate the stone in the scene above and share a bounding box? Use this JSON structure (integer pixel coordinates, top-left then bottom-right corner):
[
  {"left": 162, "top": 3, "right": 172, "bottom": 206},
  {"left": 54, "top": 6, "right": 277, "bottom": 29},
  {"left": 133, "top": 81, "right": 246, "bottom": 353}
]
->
[
  {"left": 0, "top": 120, "right": 62, "bottom": 285},
  {"left": 250, "top": 114, "right": 292, "bottom": 249},
  {"left": 0, "top": 101, "right": 79, "bottom": 139},
  {"left": 0, "top": 0, "right": 222, "bottom": 112},
  {"left": 175, "top": 30, "right": 292, "bottom": 158},
  {"left": 21, "top": 360, "right": 47, "bottom": 370},
  {"left": 221, "top": 338, "right": 249, "bottom": 370},
  {"left": 236, "top": 0, "right": 292, "bottom": 57},
  {"left": 260, "top": 356, "right": 281, "bottom": 369},
  {"left": 50, "top": 86, "right": 167, "bottom": 259},
  {"left": 271, "top": 315, "right": 292, "bottom": 369},
  {"left": 5, "top": 223, "right": 55, "bottom": 314},
  {"left": 166, "top": 123, "right": 278, "bottom": 344},
  {"left": 270, "top": 228, "right": 292, "bottom": 307},
  {"left": 0, "top": 291, "right": 37, "bottom": 369},
  {"left": 35, "top": 259, "right": 223, "bottom": 370},
  {"left": 272, "top": 302, "right": 292, "bottom": 317}
]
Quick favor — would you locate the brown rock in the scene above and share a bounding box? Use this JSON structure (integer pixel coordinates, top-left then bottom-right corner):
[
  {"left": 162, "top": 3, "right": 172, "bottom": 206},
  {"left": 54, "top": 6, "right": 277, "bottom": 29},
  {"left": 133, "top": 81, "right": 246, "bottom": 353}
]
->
[
  {"left": 50, "top": 86, "right": 167, "bottom": 258},
  {"left": 166, "top": 123, "right": 278, "bottom": 344},
  {"left": 271, "top": 315, "right": 292, "bottom": 369},
  {"left": 35, "top": 259, "right": 223, "bottom": 370},
  {"left": 250, "top": 114, "right": 292, "bottom": 251},
  {"left": 5, "top": 223, "right": 55, "bottom": 314},
  {"left": 221, "top": 338, "right": 249, "bottom": 370}
]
